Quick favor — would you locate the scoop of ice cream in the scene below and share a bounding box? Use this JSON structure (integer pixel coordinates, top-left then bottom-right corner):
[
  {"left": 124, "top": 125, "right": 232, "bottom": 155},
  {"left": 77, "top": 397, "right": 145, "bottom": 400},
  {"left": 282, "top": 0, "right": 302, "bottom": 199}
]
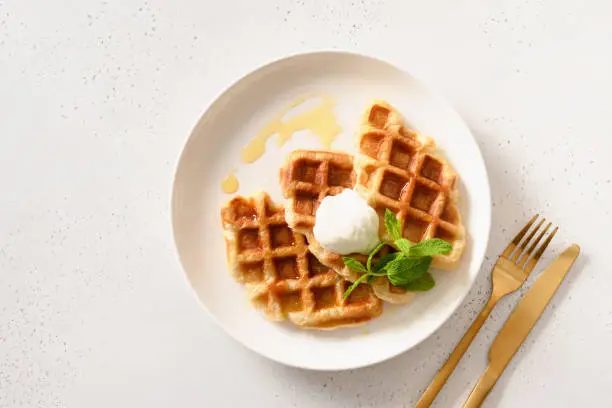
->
[{"left": 313, "top": 189, "right": 380, "bottom": 255}]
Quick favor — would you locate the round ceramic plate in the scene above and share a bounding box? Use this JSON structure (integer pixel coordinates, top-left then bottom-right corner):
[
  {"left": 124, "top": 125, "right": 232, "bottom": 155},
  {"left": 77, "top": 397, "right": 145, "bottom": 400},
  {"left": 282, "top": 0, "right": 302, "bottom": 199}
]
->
[{"left": 172, "top": 51, "right": 491, "bottom": 370}]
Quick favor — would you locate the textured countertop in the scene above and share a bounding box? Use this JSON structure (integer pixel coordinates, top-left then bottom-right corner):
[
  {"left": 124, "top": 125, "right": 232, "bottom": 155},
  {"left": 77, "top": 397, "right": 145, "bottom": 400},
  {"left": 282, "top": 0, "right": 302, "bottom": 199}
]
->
[{"left": 1, "top": 1, "right": 610, "bottom": 407}]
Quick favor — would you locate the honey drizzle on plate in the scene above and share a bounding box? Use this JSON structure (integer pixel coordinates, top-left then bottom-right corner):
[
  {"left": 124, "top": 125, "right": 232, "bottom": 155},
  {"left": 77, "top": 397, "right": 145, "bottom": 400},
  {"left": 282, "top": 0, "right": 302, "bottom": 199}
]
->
[
  {"left": 222, "top": 94, "right": 342, "bottom": 193},
  {"left": 221, "top": 171, "right": 239, "bottom": 194},
  {"left": 240, "top": 94, "right": 342, "bottom": 164}
]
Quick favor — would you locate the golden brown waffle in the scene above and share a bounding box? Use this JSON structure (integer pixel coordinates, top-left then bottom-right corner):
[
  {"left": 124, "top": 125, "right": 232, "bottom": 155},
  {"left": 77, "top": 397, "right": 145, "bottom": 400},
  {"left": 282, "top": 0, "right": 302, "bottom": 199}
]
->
[
  {"left": 354, "top": 100, "right": 466, "bottom": 272},
  {"left": 280, "top": 149, "right": 416, "bottom": 304},
  {"left": 279, "top": 102, "right": 465, "bottom": 304},
  {"left": 279, "top": 150, "right": 355, "bottom": 232},
  {"left": 221, "top": 192, "right": 382, "bottom": 329}
]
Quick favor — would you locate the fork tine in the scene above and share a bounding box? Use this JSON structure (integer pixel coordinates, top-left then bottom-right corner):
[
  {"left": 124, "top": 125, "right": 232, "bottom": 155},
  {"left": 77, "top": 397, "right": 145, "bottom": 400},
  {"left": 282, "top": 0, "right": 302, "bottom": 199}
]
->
[
  {"left": 510, "top": 218, "right": 545, "bottom": 262},
  {"left": 502, "top": 215, "right": 539, "bottom": 258},
  {"left": 522, "top": 226, "right": 558, "bottom": 275},
  {"left": 517, "top": 222, "right": 552, "bottom": 268}
]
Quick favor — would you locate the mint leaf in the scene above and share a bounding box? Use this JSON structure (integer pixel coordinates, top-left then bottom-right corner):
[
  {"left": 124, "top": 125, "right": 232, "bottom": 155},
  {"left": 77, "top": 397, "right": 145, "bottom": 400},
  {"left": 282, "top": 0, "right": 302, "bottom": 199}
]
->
[
  {"left": 395, "top": 238, "right": 412, "bottom": 254},
  {"left": 366, "top": 242, "right": 385, "bottom": 272},
  {"left": 343, "top": 273, "right": 370, "bottom": 299},
  {"left": 343, "top": 257, "right": 367, "bottom": 274},
  {"left": 408, "top": 238, "right": 452, "bottom": 258},
  {"left": 384, "top": 209, "right": 402, "bottom": 241},
  {"left": 341, "top": 214, "right": 444, "bottom": 296},
  {"left": 372, "top": 252, "right": 401, "bottom": 272},
  {"left": 402, "top": 272, "right": 435, "bottom": 291},
  {"left": 386, "top": 255, "right": 433, "bottom": 286}
]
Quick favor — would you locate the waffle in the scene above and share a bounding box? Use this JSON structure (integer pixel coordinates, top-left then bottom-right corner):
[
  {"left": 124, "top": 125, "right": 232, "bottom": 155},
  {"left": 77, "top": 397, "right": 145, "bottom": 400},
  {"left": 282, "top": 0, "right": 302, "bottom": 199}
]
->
[
  {"left": 280, "top": 149, "right": 416, "bottom": 304},
  {"left": 221, "top": 192, "right": 382, "bottom": 329},
  {"left": 279, "top": 150, "right": 358, "bottom": 279},
  {"left": 279, "top": 149, "right": 356, "bottom": 232},
  {"left": 354, "top": 100, "right": 466, "bottom": 271}
]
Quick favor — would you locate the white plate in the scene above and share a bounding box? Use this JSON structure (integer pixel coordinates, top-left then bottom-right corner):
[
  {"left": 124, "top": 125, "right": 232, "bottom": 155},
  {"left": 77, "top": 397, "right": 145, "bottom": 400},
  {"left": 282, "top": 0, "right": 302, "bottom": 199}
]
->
[{"left": 172, "top": 51, "right": 491, "bottom": 370}]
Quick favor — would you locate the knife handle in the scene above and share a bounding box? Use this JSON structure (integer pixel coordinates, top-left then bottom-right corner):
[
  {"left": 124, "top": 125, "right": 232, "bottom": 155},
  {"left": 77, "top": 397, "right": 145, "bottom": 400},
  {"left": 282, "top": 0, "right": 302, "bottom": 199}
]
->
[{"left": 463, "top": 366, "right": 498, "bottom": 408}]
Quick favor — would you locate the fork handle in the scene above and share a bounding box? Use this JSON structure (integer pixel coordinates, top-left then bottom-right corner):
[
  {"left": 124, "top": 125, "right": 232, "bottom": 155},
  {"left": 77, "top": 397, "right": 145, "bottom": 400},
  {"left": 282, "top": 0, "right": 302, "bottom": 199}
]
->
[
  {"left": 415, "top": 295, "right": 500, "bottom": 408},
  {"left": 463, "top": 365, "right": 498, "bottom": 408}
]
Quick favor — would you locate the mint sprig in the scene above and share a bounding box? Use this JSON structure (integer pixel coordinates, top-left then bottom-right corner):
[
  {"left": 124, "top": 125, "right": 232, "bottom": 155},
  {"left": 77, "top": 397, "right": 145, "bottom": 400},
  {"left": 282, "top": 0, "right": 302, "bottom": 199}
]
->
[
  {"left": 403, "top": 272, "right": 435, "bottom": 291},
  {"left": 342, "top": 242, "right": 386, "bottom": 299},
  {"left": 409, "top": 239, "right": 452, "bottom": 258},
  {"left": 384, "top": 209, "right": 402, "bottom": 241},
  {"left": 386, "top": 255, "right": 432, "bottom": 286},
  {"left": 342, "top": 209, "right": 452, "bottom": 298}
]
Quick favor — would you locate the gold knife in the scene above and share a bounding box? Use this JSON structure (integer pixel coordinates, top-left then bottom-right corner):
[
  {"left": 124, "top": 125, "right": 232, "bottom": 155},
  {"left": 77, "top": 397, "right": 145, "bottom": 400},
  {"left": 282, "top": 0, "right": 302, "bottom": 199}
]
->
[{"left": 463, "top": 244, "right": 580, "bottom": 408}]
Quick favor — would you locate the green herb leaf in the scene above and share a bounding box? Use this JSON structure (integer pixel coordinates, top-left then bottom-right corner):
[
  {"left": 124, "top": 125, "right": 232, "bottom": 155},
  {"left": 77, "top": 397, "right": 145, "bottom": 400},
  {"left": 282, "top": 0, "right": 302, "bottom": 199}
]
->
[
  {"left": 386, "top": 255, "right": 433, "bottom": 287},
  {"left": 384, "top": 209, "right": 402, "bottom": 241},
  {"left": 402, "top": 272, "right": 435, "bottom": 291},
  {"left": 341, "top": 212, "right": 446, "bottom": 295},
  {"left": 372, "top": 252, "right": 401, "bottom": 272},
  {"left": 343, "top": 273, "right": 370, "bottom": 299},
  {"left": 366, "top": 242, "right": 385, "bottom": 272},
  {"left": 408, "top": 238, "right": 452, "bottom": 258},
  {"left": 395, "top": 238, "right": 412, "bottom": 254},
  {"left": 343, "top": 257, "right": 367, "bottom": 273}
]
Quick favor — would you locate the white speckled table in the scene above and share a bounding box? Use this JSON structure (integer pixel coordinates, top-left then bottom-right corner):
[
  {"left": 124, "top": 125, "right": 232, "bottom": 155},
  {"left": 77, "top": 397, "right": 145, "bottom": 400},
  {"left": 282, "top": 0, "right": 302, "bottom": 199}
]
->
[{"left": 1, "top": 1, "right": 611, "bottom": 407}]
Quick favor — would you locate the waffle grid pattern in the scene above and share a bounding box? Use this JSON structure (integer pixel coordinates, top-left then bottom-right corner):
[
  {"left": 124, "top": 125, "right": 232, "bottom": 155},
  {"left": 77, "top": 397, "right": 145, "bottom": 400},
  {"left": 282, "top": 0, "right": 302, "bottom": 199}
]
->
[
  {"left": 354, "top": 101, "right": 465, "bottom": 271},
  {"left": 221, "top": 193, "right": 382, "bottom": 329},
  {"left": 280, "top": 150, "right": 355, "bottom": 233}
]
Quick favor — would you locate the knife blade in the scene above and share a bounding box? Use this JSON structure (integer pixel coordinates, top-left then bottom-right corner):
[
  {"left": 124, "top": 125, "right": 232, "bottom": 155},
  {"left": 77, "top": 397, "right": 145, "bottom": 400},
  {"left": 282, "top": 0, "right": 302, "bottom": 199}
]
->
[{"left": 463, "top": 244, "right": 580, "bottom": 407}]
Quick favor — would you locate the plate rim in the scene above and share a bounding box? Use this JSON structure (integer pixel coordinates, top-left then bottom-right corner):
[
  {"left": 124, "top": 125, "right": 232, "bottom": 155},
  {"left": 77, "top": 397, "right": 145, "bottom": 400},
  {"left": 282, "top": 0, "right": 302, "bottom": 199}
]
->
[{"left": 171, "top": 50, "right": 492, "bottom": 370}]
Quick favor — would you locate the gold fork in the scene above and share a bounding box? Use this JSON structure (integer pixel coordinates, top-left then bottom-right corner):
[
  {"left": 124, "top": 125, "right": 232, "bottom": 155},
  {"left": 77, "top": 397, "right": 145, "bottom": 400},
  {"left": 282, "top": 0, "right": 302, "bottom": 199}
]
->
[{"left": 415, "top": 215, "right": 558, "bottom": 408}]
